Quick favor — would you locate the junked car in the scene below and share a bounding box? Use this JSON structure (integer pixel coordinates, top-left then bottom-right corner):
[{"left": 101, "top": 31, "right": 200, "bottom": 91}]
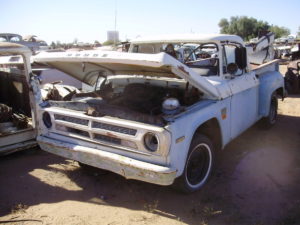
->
[
  {"left": 0, "top": 44, "right": 78, "bottom": 155},
  {"left": 275, "top": 35, "right": 295, "bottom": 44},
  {"left": 3, "top": 34, "right": 284, "bottom": 192},
  {"left": 0, "top": 43, "right": 37, "bottom": 155},
  {"left": 0, "top": 33, "right": 49, "bottom": 54}
]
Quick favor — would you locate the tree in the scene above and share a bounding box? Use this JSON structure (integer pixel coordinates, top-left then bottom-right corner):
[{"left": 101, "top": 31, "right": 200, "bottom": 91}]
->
[
  {"left": 218, "top": 16, "right": 290, "bottom": 40},
  {"left": 50, "top": 41, "right": 56, "bottom": 49},
  {"left": 269, "top": 25, "right": 290, "bottom": 38},
  {"left": 102, "top": 40, "right": 116, "bottom": 46},
  {"left": 218, "top": 18, "right": 229, "bottom": 33}
]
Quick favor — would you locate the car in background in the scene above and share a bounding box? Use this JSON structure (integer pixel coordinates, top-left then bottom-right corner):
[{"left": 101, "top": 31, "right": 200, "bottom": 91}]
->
[
  {"left": 0, "top": 33, "right": 49, "bottom": 53},
  {"left": 0, "top": 43, "right": 37, "bottom": 155},
  {"left": 275, "top": 35, "right": 295, "bottom": 44}
]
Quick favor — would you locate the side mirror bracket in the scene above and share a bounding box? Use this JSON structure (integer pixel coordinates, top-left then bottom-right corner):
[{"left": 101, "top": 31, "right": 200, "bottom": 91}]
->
[{"left": 227, "top": 63, "right": 238, "bottom": 75}]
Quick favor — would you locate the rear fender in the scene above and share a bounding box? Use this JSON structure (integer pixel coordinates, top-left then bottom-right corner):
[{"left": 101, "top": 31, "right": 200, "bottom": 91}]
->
[{"left": 258, "top": 71, "right": 284, "bottom": 117}]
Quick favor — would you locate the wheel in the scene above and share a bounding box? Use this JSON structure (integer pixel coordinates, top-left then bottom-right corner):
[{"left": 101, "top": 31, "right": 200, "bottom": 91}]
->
[
  {"left": 173, "top": 134, "right": 215, "bottom": 193},
  {"left": 261, "top": 92, "right": 278, "bottom": 128}
]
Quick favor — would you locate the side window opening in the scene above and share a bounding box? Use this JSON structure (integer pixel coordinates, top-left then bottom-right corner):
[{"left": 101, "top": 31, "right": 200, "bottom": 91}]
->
[
  {"left": 223, "top": 44, "right": 244, "bottom": 76},
  {"left": 10, "top": 36, "right": 21, "bottom": 42}
]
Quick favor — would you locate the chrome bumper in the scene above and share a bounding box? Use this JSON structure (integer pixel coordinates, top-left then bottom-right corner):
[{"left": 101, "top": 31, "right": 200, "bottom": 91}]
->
[{"left": 37, "top": 136, "right": 177, "bottom": 186}]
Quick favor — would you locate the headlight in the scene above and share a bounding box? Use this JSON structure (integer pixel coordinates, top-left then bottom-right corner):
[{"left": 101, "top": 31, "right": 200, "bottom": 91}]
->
[
  {"left": 144, "top": 132, "right": 159, "bottom": 152},
  {"left": 42, "top": 112, "right": 52, "bottom": 128}
]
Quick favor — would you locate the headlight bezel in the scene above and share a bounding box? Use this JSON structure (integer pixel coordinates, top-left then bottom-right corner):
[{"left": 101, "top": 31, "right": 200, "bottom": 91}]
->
[
  {"left": 143, "top": 132, "right": 159, "bottom": 152},
  {"left": 42, "top": 111, "right": 52, "bottom": 128}
]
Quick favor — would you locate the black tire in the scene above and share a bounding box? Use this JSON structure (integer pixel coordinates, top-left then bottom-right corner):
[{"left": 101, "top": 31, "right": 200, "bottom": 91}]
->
[
  {"left": 173, "top": 134, "right": 215, "bottom": 193},
  {"left": 261, "top": 92, "right": 278, "bottom": 128}
]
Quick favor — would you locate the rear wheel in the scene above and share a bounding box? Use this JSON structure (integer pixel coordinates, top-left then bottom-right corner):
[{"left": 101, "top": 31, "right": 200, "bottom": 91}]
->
[
  {"left": 261, "top": 92, "right": 278, "bottom": 128},
  {"left": 173, "top": 134, "right": 215, "bottom": 193}
]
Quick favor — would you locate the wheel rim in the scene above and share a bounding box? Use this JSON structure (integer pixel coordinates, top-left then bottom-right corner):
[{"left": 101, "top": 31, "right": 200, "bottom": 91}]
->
[{"left": 185, "top": 143, "right": 212, "bottom": 188}]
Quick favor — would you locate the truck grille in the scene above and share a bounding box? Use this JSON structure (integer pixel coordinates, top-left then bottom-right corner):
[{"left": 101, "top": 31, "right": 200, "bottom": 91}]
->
[
  {"left": 94, "top": 133, "right": 121, "bottom": 145},
  {"left": 92, "top": 121, "right": 137, "bottom": 136},
  {"left": 53, "top": 113, "right": 137, "bottom": 148},
  {"left": 54, "top": 114, "right": 89, "bottom": 126}
]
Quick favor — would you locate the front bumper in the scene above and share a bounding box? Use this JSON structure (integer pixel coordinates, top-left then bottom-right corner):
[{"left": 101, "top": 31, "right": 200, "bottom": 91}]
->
[{"left": 37, "top": 136, "right": 177, "bottom": 186}]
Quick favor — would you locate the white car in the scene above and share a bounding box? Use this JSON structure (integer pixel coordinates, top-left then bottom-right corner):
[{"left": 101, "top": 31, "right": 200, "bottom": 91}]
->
[{"left": 275, "top": 36, "right": 295, "bottom": 44}]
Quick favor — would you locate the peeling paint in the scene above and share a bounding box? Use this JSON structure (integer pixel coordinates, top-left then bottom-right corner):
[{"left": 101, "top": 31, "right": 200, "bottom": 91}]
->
[{"left": 177, "top": 65, "right": 190, "bottom": 76}]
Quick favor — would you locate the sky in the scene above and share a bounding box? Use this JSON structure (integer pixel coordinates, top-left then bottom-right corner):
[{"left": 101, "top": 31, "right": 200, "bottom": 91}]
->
[{"left": 1, "top": 0, "right": 299, "bottom": 44}]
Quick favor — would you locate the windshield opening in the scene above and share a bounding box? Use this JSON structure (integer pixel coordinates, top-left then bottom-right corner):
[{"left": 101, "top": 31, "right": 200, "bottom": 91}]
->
[{"left": 129, "top": 42, "right": 219, "bottom": 76}]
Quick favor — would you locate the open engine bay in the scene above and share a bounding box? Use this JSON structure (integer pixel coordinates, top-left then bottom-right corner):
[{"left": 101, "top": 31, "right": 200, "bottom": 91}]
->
[{"left": 46, "top": 76, "right": 203, "bottom": 126}]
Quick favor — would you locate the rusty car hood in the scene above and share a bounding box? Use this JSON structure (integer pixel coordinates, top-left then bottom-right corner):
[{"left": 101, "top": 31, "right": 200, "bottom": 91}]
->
[{"left": 33, "top": 50, "right": 220, "bottom": 99}]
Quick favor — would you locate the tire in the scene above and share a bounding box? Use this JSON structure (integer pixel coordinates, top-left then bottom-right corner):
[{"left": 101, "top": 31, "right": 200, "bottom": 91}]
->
[
  {"left": 261, "top": 92, "right": 278, "bottom": 128},
  {"left": 173, "top": 134, "right": 215, "bottom": 193}
]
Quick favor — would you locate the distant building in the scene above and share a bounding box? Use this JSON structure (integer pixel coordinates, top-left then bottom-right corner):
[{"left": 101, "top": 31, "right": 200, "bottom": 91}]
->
[{"left": 107, "top": 31, "right": 119, "bottom": 42}]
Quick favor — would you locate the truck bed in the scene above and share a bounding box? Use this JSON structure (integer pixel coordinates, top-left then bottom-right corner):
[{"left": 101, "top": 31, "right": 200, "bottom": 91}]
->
[{"left": 250, "top": 59, "right": 280, "bottom": 76}]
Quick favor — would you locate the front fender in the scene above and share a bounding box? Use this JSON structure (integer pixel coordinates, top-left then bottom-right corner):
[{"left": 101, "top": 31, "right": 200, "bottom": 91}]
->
[{"left": 165, "top": 99, "right": 230, "bottom": 177}]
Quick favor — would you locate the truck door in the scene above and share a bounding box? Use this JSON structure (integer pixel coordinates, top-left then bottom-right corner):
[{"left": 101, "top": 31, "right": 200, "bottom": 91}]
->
[{"left": 223, "top": 44, "right": 260, "bottom": 139}]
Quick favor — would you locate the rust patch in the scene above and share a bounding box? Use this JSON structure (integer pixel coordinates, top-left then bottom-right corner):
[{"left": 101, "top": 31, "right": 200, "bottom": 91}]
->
[
  {"left": 177, "top": 65, "right": 190, "bottom": 76},
  {"left": 221, "top": 107, "right": 227, "bottom": 120},
  {"left": 106, "top": 132, "right": 118, "bottom": 138}
]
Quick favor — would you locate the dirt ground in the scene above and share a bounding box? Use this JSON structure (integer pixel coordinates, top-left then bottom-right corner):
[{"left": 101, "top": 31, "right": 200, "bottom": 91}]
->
[{"left": 1, "top": 73, "right": 300, "bottom": 225}]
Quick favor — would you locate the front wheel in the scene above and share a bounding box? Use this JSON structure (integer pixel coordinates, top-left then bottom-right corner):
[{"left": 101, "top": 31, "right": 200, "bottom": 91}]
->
[{"left": 173, "top": 134, "right": 215, "bottom": 193}]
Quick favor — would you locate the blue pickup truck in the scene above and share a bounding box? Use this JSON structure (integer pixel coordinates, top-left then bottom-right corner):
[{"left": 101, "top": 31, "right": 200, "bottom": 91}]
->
[{"left": 1, "top": 34, "right": 284, "bottom": 192}]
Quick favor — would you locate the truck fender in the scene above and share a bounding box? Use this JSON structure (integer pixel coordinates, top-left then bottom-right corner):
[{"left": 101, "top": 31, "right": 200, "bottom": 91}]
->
[
  {"left": 169, "top": 113, "right": 223, "bottom": 177},
  {"left": 258, "top": 71, "right": 284, "bottom": 117}
]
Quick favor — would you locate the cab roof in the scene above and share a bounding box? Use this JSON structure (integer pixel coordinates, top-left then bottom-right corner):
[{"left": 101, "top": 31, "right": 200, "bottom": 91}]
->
[{"left": 131, "top": 34, "right": 244, "bottom": 45}]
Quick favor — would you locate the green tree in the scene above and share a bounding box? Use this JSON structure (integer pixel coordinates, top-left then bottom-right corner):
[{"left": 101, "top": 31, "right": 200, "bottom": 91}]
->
[
  {"left": 50, "top": 41, "right": 56, "bottom": 49},
  {"left": 218, "top": 16, "right": 290, "bottom": 40},
  {"left": 269, "top": 25, "right": 290, "bottom": 38},
  {"left": 218, "top": 18, "right": 229, "bottom": 33},
  {"left": 102, "top": 40, "right": 116, "bottom": 46}
]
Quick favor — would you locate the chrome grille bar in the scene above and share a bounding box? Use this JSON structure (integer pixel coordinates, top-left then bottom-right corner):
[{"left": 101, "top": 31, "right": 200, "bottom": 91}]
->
[
  {"left": 54, "top": 114, "right": 89, "bottom": 126},
  {"left": 92, "top": 121, "right": 137, "bottom": 136}
]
